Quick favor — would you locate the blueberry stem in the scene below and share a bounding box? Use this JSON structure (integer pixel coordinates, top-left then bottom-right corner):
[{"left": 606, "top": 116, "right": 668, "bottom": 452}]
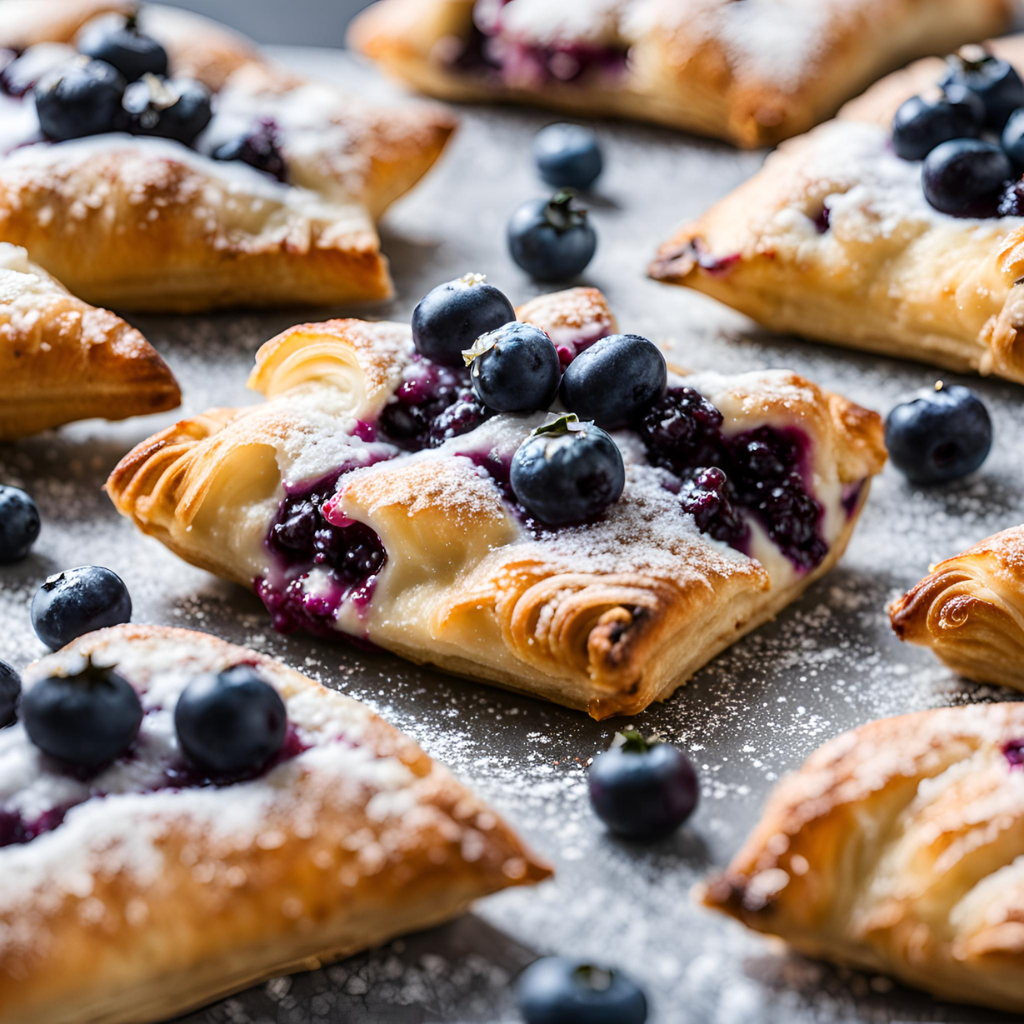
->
[
  {"left": 544, "top": 190, "right": 587, "bottom": 233},
  {"left": 616, "top": 728, "right": 655, "bottom": 754}
]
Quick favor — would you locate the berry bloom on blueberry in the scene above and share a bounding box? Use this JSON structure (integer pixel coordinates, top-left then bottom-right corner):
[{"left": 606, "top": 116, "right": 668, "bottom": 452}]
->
[
  {"left": 507, "top": 191, "right": 597, "bottom": 282},
  {"left": 533, "top": 123, "right": 603, "bottom": 190},
  {"left": 0, "top": 661, "right": 20, "bottom": 729},
  {"left": 464, "top": 321, "right": 561, "bottom": 413},
  {"left": 31, "top": 566, "right": 132, "bottom": 651},
  {"left": 0, "top": 485, "right": 40, "bottom": 564},
  {"left": 517, "top": 957, "right": 648, "bottom": 1024},
  {"left": 77, "top": 11, "right": 169, "bottom": 84},
  {"left": 940, "top": 46, "right": 1024, "bottom": 131}
]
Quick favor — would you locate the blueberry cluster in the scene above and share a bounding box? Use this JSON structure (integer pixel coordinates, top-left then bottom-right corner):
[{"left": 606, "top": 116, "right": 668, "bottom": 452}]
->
[{"left": 891, "top": 46, "right": 1024, "bottom": 217}]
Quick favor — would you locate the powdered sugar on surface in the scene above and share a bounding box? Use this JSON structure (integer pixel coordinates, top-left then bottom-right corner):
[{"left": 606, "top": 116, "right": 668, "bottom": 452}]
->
[{"left": 1, "top": 48, "right": 1022, "bottom": 1024}]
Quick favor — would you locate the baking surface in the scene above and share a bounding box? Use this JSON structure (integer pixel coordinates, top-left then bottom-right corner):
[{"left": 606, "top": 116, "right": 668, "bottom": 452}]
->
[{"left": 1, "top": 47, "right": 1022, "bottom": 1024}]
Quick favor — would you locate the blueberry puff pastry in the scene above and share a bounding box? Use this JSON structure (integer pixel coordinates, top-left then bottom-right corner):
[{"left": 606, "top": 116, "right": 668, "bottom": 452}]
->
[
  {"left": 0, "top": 624, "right": 549, "bottom": 1024},
  {"left": 106, "top": 287, "right": 885, "bottom": 719},
  {"left": 0, "top": 242, "right": 179, "bottom": 439},
  {"left": 891, "top": 525, "right": 1024, "bottom": 691},
  {"left": 0, "top": 3, "right": 455, "bottom": 311},
  {"left": 701, "top": 702, "right": 1024, "bottom": 1014},
  {"left": 348, "top": 0, "right": 1010, "bottom": 148},
  {"left": 651, "top": 36, "right": 1024, "bottom": 384}
]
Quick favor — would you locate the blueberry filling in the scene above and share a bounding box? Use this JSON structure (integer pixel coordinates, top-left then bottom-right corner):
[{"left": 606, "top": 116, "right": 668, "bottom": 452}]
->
[
  {"left": 1004, "top": 739, "right": 1024, "bottom": 768},
  {"left": 258, "top": 468, "right": 389, "bottom": 636}
]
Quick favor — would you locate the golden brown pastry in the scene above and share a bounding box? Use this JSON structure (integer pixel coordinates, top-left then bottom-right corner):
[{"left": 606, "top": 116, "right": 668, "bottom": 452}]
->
[
  {"left": 0, "top": 242, "right": 179, "bottom": 439},
  {"left": 651, "top": 36, "right": 1024, "bottom": 383},
  {"left": 890, "top": 525, "right": 1024, "bottom": 691},
  {"left": 700, "top": 702, "right": 1024, "bottom": 1014},
  {"left": 106, "top": 286, "right": 886, "bottom": 719},
  {"left": 348, "top": 0, "right": 1010, "bottom": 148},
  {"left": 0, "top": 3, "right": 455, "bottom": 311},
  {"left": 0, "top": 624, "right": 549, "bottom": 1024}
]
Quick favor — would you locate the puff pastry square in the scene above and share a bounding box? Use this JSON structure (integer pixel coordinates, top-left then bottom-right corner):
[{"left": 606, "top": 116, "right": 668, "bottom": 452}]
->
[
  {"left": 0, "top": 2, "right": 455, "bottom": 312},
  {"left": 651, "top": 36, "right": 1024, "bottom": 383},
  {"left": 0, "top": 242, "right": 179, "bottom": 439},
  {"left": 348, "top": 0, "right": 1010, "bottom": 148},
  {"left": 0, "top": 624, "right": 548, "bottom": 1024},
  {"left": 106, "top": 286, "right": 885, "bottom": 719},
  {"left": 700, "top": 702, "right": 1024, "bottom": 1014},
  {"left": 890, "top": 525, "right": 1024, "bottom": 692}
]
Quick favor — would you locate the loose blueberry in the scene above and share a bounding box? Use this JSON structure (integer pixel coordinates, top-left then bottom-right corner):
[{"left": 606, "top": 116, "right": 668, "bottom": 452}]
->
[
  {"left": 0, "top": 485, "right": 40, "bottom": 564},
  {"left": 885, "top": 382, "right": 992, "bottom": 485},
  {"left": 510, "top": 416, "right": 624, "bottom": 526},
  {"left": 78, "top": 12, "right": 168, "bottom": 83},
  {"left": 31, "top": 566, "right": 132, "bottom": 651},
  {"left": 940, "top": 46, "right": 1024, "bottom": 130},
  {"left": 174, "top": 665, "right": 288, "bottom": 776},
  {"left": 588, "top": 730, "right": 698, "bottom": 841},
  {"left": 465, "top": 322, "right": 561, "bottom": 412},
  {"left": 123, "top": 74, "right": 212, "bottom": 145},
  {"left": 411, "top": 274, "right": 516, "bottom": 367},
  {"left": 0, "top": 661, "right": 20, "bottom": 728},
  {"left": 921, "top": 138, "right": 1011, "bottom": 217},
  {"left": 560, "top": 334, "right": 667, "bottom": 430},
  {"left": 891, "top": 90, "right": 982, "bottom": 161},
  {"left": 517, "top": 958, "right": 648, "bottom": 1024},
  {"left": 1002, "top": 108, "right": 1024, "bottom": 172},
  {"left": 34, "top": 57, "right": 126, "bottom": 141},
  {"left": 21, "top": 659, "right": 142, "bottom": 769},
  {"left": 212, "top": 120, "right": 288, "bottom": 182},
  {"left": 507, "top": 191, "right": 597, "bottom": 282},
  {"left": 533, "top": 123, "right": 603, "bottom": 190}
]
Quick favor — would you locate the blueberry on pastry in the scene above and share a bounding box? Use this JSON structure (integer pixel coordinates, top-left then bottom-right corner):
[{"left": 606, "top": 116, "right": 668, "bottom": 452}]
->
[
  {"left": 651, "top": 35, "right": 1024, "bottom": 385},
  {"left": 0, "top": 242, "right": 180, "bottom": 440},
  {"left": 700, "top": 702, "right": 1024, "bottom": 1014},
  {"left": 890, "top": 525, "right": 1024, "bottom": 692},
  {"left": 0, "top": 624, "right": 549, "bottom": 1024},
  {"left": 107, "top": 284, "right": 886, "bottom": 719},
  {"left": 348, "top": 0, "right": 1011, "bottom": 148},
  {"left": 0, "top": 2, "right": 455, "bottom": 312}
]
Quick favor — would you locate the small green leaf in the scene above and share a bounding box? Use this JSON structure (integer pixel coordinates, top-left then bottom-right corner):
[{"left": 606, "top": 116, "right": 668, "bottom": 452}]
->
[{"left": 532, "top": 413, "right": 581, "bottom": 438}]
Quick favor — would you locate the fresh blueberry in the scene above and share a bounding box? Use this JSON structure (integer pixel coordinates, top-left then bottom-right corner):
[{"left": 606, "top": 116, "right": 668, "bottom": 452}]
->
[
  {"left": 885, "top": 383, "right": 992, "bottom": 485},
  {"left": 510, "top": 416, "right": 625, "bottom": 526},
  {"left": 560, "top": 334, "right": 667, "bottom": 430},
  {"left": 0, "top": 485, "right": 40, "bottom": 564},
  {"left": 940, "top": 46, "right": 1024, "bottom": 130},
  {"left": 1, "top": 43, "right": 77, "bottom": 99},
  {"left": 533, "top": 123, "right": 603, "bottom": 190},
  {"left": 507, "top": 191, "right": 597, "bottom": 282},
  {"left": 34, "top": 57, "right": 126, "bottom": 141},
  {"left": 1002, "top": 108, "right": 1024, "bottom": 172},
  {"left": 921, "top": 139, "right": 1011, "bottom": 218},
  {"left": 411, "top": 274, "right": 516, "bottom": 366},
  {"left": 174, "top": 665, "right": 288, "bottom": 776},
  {"left": 588, "top": 730, "right": 698, "bottom": 841},
  {"left": 465, "top": 322, "right": 561, "bottom": 413},
  {"left": 31, "top": 566, "right": 132, "bottom": 651},
  {"left": 77, "top": 12, "right": 168, "bottom": 83},
  {"left": 0, "top": 661, "right": 20, "bottom": 728},
  {"left": 517, "top": 958, "right": 648, "bottom": 1024},
  {"left": 123, "top": 75, "right": 212, "bottom": 145},
  {"left": 212, "top": 121, "right": 288, "bottom": 182},
  {"left": 891, "top": 90, "right": 982, "bottom": 161},
  {"left": 21, "top": 659, "right": 142, "bottom": 769}
]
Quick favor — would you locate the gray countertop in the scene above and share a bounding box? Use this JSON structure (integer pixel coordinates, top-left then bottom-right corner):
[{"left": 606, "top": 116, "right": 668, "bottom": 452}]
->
[{"left": 1, "top": 47, "right": 1021, "bottom": 1024}]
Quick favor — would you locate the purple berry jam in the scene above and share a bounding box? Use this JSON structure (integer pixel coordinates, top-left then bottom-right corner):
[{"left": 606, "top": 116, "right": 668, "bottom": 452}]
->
[
  {"left": 0, "top": 804, "right": 69, "bottom": 847},
  {"left": 1004, "top": 739, "right": 1024, "bottom": 768},
  {"left": 812, "top": 205, "right": 831, "bottom": 234},
  {"left": 685, "top": 239, "right": 742, "bottom": 277}
]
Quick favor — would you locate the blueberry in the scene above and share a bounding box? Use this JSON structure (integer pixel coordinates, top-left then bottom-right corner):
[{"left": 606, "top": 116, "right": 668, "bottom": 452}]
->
[
  {"left": 34, "top": 57, "right": 126, "bottom": 142},
  {"left": 0, "top": 661, "right": 20, "bottom": 728},
  {"left": 560, "top": 334, "right": 667, "bottom": 430},
  {"left": 123, "top": 75, "right": 212, "bottom": 145},
  {"left": 510, "top": 416, "right": 624, "bottom": 526},
  {"left": 921, "top": 139, "right": 1011, "bottom": 218},
  {"left": 517, "top": 958, "right": 648, "bottom": 1024},
  {"left": 21, "top": 659, "right": 142, "bottom": 769},
  {"left": 465, "top": 322, "right": 561, "bottom": 412},
  {"left": 940, "top": 46, "right": 1024, "bottom": 130},
  {"left": 78, "top": 12, "right": 168, "bottom": 83},
  {"left": 533, "top": 123, "right": 603, "bottom": 190},
  {"left": 212, "top": 121, "right": 288, "bottom": 182},
  {"left": 1, "top": 43, "right": 77, "bottom": 99},
  {"left": 588, "top": 730, "right": 698, "bottom": 841},
  {"left": 885, "top": 383, "right": 992, "bottom": 485},
  {"left": 0, "top": 485, "right": 40, "bottom": 564},
  {"left": 891, "top": 90, "right": 982, "bottom": 161},
  {"left": 1002, "top": 108, "right": 1024, "bottom": 171},
  {"left": 175, "top": 665, "right": 287, "bottom": 776},
  {"left": 508, "top": 191, "right": 597, "bottom": 282},
  {"left": 31, "top": 566, "right": 132, "bottom": 651},
  {"left": 412, "top": 274, "right": 516, "bottom": 366}
]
